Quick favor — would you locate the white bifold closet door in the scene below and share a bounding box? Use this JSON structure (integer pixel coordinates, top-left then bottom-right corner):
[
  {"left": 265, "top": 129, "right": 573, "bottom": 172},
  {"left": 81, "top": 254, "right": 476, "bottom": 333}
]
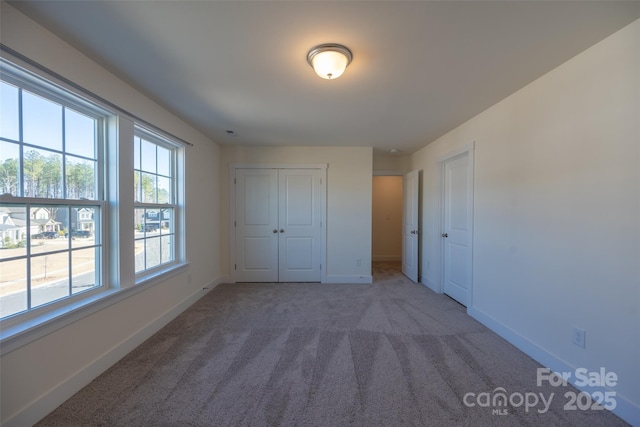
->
[{"left": 235, "top": 168, "right": 322, "bottom": 282}]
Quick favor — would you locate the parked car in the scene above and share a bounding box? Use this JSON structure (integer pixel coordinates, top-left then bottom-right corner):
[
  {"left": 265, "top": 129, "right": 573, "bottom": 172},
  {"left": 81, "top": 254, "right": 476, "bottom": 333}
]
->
[
  {"left": 33, "top": 232, "right": 59, "bottom": 239},
  {"left": 143, "top": 224, "right": 159, "bottom": 232},
  {"left": 64, "top": 230, "right": 92, "bottom": 238}
]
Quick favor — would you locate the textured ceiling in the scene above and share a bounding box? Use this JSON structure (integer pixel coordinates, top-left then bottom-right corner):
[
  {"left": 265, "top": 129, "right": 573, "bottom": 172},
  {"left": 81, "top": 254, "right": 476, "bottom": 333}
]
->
[{"left": 10, "top": 1, "right": 640, "bottom": 153}]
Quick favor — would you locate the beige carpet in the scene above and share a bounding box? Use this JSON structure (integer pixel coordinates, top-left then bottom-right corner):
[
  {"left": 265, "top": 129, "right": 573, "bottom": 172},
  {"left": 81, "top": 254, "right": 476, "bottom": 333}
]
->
[{"left": 37, "top": 262, "right": 627, "bottom": 426}]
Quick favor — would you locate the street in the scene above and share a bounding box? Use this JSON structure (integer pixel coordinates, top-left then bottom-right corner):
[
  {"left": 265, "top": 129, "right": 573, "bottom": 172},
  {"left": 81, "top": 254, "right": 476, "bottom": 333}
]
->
[{"left": 1, "top": 231, "right": 170, "bottom": 318}]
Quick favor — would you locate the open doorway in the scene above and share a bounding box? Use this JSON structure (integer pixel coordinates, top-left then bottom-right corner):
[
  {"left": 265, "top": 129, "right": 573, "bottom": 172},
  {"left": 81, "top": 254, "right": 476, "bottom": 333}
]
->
[{"left": 372, "top": 176, "right": 403, "bottom": 273}]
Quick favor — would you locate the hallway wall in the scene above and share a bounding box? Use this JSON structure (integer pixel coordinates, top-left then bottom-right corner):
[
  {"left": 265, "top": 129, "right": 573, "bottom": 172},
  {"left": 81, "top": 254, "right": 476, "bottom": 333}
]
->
[{"left": 372, "top": 176, "right": 403, "bottom": 261}]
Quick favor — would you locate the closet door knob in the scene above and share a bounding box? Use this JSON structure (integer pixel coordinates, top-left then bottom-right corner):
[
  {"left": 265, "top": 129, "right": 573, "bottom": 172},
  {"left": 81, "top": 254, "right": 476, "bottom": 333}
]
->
[
  {"left": 273, "top": 229, "right": 278, "bottom": 233},
  {"left": 279, "top": 229, "right": 285, "bottom": 233}
]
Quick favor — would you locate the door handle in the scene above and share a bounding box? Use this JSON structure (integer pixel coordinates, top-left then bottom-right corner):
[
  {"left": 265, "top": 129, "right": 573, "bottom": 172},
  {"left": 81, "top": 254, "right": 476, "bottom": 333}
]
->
[
  {"left": 410, "top": 230, "right": 415, "bottom": 234},
  {"left": 279, "top": 229, "right": 285, "bottom": 233},
  {"left": 442, "top": 233, "right": 448, "bottom": 238},
  {"left": 273, "top": 229, "right": 278, "bottom": 233}
]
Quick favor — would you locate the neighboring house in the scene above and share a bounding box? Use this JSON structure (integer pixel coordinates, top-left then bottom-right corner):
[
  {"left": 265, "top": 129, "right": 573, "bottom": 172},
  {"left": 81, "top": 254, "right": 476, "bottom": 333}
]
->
[
  {"left": 0, "top": 207, "right": 61, "bottom": 246},
  {"left": 0, "top": 209, "right": 22, "bottom": 247},
  {"left": 30, "top": 207, "right": 61, "bottom": 234},
  {"left": 56, "top": 207, "right": 95, "bottom": 233},
  {"left": 142, "top": 210, "right": 170, "bottom": 232}
]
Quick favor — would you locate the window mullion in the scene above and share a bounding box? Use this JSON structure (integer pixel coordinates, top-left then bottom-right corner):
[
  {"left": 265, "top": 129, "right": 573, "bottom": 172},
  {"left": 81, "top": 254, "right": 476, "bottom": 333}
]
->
[
  {"left": 61, "top": 107, "right": 67, "bottom": 199},
  {"left": 18, "top": 87, "right": 25, "bottom": 198},
  {"left": 67, "top": 205, "right": 72, "bottom": 296},
  {"left": 143, "top": 207, "right": 148, "bottom": 271},
  {"left": 26, "top": 202, "right": 32, "bottom": 309}
]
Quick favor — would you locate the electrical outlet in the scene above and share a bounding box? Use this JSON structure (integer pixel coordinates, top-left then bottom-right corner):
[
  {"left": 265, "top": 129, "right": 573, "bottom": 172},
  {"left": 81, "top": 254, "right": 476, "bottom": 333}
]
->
[
  {"left": 356, "top": 259, "right": 362, "bottom": 267},
  {"left": 572, "top": 327, "right": 586, "bottom": 349}
]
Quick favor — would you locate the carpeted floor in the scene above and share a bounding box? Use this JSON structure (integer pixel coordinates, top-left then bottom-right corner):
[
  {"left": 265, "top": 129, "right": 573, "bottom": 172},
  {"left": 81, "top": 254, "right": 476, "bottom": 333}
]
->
[{"left": 37, "top": 262, "right": 628, "bottom": 426}]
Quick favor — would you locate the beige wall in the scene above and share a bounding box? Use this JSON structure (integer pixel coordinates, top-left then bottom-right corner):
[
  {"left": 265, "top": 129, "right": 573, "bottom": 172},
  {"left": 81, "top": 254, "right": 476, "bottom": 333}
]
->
[
  {"left": 220, "top": 146, "right": 373, "bottom": 282},
  {"left": 372, "top": 176, "right": 403, "bottom": 261},
  {"left": 411, "top": 20, "right": 639, "bottom": 421},
  {"left": 373, "top": 150, "right": 410, "bottom": 174},
  {"left": 1, "top": 4, "right": 222, "bottom": 426}
]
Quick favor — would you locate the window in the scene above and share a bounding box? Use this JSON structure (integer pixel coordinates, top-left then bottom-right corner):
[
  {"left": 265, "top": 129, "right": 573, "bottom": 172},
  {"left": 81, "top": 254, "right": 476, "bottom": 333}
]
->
[
  {"left": 0, "top": 73, "right": 105, "bottom": 319},
  {"left": 0, "top": 55, "right": 187, "bottom": 346},
  {"left": 133, "top": 129, "right": 180, "bottom": 277}
]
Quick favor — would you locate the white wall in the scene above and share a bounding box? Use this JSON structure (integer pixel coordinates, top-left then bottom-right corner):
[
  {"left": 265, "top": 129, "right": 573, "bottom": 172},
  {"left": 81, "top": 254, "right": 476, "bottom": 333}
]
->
[
  {"left": 220, "top": 146, "right": 373, "bottom": 282},
  {"left": 373, "top": 150, "right": 410, "bottom": 174},
  {"left": 372, "top": 176, "right": 403, "bottom": 261},
  {"left": 3, "top": 1, "right": 637, "bottom": 424},
  {"left": 411, "top": 20, "right": 640, "bottom": 424},
  {"left": 0, "top": 4, "right": 221, "bottom": 426}
]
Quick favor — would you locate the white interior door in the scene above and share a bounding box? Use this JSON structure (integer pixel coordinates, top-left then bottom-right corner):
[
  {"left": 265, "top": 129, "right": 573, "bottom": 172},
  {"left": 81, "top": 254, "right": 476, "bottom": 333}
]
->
[
  {"left": 402, "top": 170, "right": 419, "bottom": 282},
  {"left": 235, "top": 169, "right": 279, "bottom": 282},
  {"left": 443, "top": 153, "right": 473, "bottom": 306},
  {"left": 235, "top": 167, "right": 322, "bottom": 282},
  {"left": 278, "top": 169, "right": 322, "bottom": 282}
]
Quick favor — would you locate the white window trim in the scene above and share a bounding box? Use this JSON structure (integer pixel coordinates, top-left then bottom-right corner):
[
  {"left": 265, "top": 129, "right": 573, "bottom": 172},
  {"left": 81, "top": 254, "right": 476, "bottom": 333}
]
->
[
  {"left": 133, "top": 125, "right": 186, "bottom": 282},
  {"left": 0, "top": 50, "right": 189, "bottom": 356},
  {"left": 0, "top": 262, "right": 188, "bottom": 355}
]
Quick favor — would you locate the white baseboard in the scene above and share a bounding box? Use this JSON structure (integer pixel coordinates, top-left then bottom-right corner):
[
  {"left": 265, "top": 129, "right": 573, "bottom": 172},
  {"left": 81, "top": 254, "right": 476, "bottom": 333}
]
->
[
  {"left": 323, "top": 275, "right": 373, "bottom": 284},
  {"left": 468, "top": 307, "right": 640, "bottom": 426},
  {"left": 4, "top": 278, "right": 221, "bottom": 427}
]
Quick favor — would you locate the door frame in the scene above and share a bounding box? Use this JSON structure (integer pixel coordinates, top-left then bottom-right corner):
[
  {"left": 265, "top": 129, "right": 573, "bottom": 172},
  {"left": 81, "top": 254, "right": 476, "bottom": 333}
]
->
[
  {"left": 229, "top": 163, "right": 328, "bottom": 283},
  {"left": 437, "top": 142, "right": 474, "bottom": 307},
  {"left": 402, "top": 170, "right": 420, "bottom": 282}
]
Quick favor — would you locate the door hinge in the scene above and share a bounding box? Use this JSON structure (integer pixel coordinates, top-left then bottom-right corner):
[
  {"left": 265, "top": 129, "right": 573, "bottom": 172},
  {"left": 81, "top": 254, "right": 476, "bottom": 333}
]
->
[
  {"left": 234, "top": 221, "right": 237, "bottom": 227},
  {"left": 234, "top": 178, "right": 236, "bottom": 184},
  {"left": 320, "top": 264, "right": 322, "bottom": 270},
  {"left": 234, "top": 264, "right": 237, "bottom": 270}
]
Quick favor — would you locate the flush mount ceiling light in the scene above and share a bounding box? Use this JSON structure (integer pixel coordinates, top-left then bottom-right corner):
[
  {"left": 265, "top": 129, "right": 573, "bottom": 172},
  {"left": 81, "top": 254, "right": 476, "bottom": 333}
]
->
[{"left": 307, "top": 43, "right": 353, "bottom": 80}]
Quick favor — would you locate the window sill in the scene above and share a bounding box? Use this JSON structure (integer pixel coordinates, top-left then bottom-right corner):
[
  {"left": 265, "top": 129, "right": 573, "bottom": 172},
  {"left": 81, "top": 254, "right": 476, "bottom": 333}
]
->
[{"left": 0, "top": 262, "right": 188, "bottom": 356}]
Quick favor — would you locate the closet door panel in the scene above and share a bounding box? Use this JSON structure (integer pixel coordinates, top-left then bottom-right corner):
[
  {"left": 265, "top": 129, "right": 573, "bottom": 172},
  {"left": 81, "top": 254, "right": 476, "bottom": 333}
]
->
[
  {"left": 235, "top": 169, "right": 278, "bottom": 282},
  {"left": 278, "top": 169, "right": 322, "bottom": 282}
]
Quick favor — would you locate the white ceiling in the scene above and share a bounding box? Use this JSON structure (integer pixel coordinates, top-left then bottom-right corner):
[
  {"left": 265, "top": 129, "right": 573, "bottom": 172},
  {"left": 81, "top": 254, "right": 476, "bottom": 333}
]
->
[{"left": 10, "top": 1, "right": 640, "bottom": 153}]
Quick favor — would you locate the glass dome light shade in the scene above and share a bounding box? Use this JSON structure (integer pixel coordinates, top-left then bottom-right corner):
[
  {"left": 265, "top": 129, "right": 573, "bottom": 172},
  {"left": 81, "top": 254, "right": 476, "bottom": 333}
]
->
[{"left": 307, "top": 44, "right": 353, "bottom": 80}]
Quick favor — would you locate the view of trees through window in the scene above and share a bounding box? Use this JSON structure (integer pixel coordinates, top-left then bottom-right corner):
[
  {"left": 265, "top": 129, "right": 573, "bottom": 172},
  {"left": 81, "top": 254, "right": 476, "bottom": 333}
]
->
[
  {"left": 1, "top": 60, "right": 184, "bottom": 324},
  {"left": 0, "top": 77, "right": 102, "bottom": 319},
  {"left": 0, "top": 81, "right": 98, "bottom": 200},
  {"left": 0, "top": 150, "right": 95, "bottom": 199},
  {"left": 133, "top": 133, "right": 176, "bottom": 274}
]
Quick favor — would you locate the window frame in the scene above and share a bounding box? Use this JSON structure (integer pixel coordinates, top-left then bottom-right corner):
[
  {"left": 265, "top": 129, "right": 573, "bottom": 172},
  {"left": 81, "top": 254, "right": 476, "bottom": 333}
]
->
[
  {"left": 1, "top": 61, "right": 109, "bottom": 324},
  {"left": 0, "top": 53, "right": 188, "bottom": 354},
  {"left": 133, "top": 126, "right": 184, "bottom": 280}
]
